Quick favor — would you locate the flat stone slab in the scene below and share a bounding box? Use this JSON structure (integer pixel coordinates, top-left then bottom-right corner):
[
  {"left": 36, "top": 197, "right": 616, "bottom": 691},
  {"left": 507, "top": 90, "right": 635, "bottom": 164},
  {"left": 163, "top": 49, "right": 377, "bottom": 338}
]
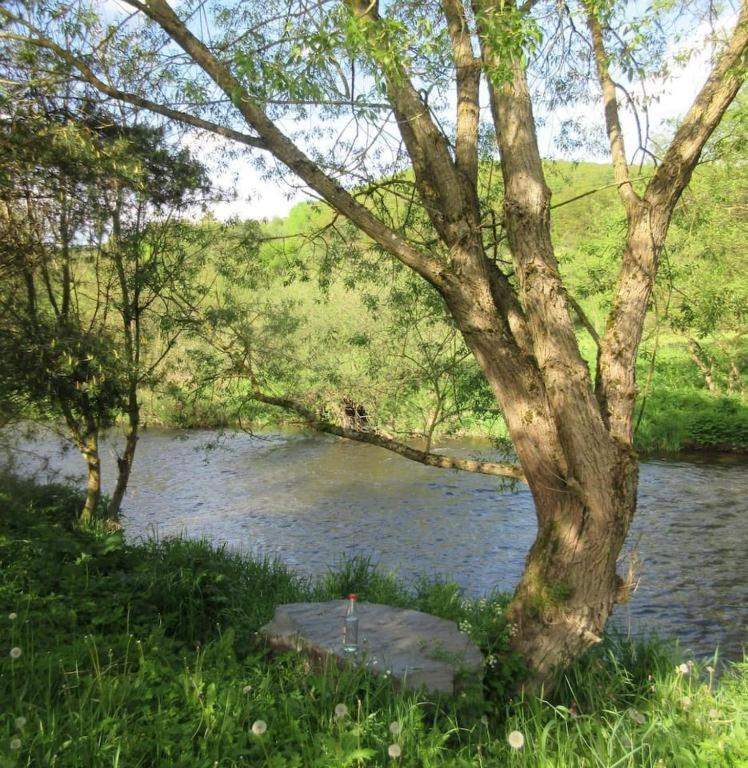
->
[{"left": 260, "top": 600, "right": 483, "bottom": 697}]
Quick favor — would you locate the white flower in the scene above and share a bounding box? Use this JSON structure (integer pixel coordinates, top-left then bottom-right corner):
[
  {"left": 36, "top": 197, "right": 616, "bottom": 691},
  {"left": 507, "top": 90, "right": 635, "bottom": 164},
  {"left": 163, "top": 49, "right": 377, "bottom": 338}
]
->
[
  {"left": 334, "top": 703, "right": 348, "bottom": 719},
  {"left": 242, "top": 685, "right": 253, "bottom": 695},
  {"left": 677, "top": 663, "right": 690, "bottom": 675},
  {"left": 507, "top": 730, "right": 525, "bottom": 749},
  {"left": 8, "top": 612, "right": 17, "bottom": 621},
  {"left": 10, "top": 738, "right": 21, "bottom": 751},
  {"left": 251, "top": 719, "right": 267, "bottom": 736},
  {"left": 14, "top": 717, "right": 26, "bottom": 730},
  {"left": 387, "top": 743, "right": 402, "bottom": 759},
  {"left": 9, "top": 647, "right": 21, "bottom": 659},
  {"left": 681, "top": 696, "right": 692, "bottom": 710},
  {"left": 389, "top": 721, "right": 401, "bottom": 736}
]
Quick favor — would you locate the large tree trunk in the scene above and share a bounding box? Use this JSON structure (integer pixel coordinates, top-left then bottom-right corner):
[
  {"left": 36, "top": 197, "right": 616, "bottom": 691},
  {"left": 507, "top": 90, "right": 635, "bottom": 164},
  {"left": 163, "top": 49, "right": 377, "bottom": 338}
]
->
[
  {"left": 507, "top": 447, "right": 638, "bottom": 687},
  {"left": 447, "top": 283, "right": 638, "bottom": 688}
]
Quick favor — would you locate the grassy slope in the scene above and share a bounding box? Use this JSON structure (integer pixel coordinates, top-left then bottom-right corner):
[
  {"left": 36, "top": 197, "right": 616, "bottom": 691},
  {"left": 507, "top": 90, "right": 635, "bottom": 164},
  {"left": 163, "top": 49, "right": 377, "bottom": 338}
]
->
[
  {"left": 147, "top": 159, "right": 747, "bottom": 452},
  {"left": 1, "top": 477, "right": 747, "bottom": 766}
]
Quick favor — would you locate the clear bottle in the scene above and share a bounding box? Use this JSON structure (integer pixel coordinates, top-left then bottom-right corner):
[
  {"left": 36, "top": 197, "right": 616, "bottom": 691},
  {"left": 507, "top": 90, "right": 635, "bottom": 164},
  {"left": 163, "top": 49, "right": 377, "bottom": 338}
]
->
[{"left": 343, "top": 593, "right": 359, "bottom": 655}]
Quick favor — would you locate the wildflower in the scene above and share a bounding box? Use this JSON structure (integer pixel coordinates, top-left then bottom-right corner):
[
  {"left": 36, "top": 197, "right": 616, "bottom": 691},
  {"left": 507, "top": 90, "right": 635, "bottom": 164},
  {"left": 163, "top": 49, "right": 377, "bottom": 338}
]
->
[
  {"left": 681, "top": 696, "right": 692, "bottom": 710},
  {"left": 242, "top": 685, "right": 253, "bottom": 695},
  {"left": 389, "top": 721, "right": 401, "bottom": 736},
  {"left": 708, "top": 708, "right": 720, "bottom": 720},
  {"left": 251, "top": 720, "right": 267, "bottom": 736},
  {"left": 9, "top": 647, "right": 21, "bottom": 659},
  {"left": 706, "top": 665, "right": 715, "bottom": 674},
  {"left": 10, "top": 738, "right": 21, "bottom": 751},
  {"left": 387, "top": 743, "right": 402, "bottom": 759},
  {"left": 507, "top": 730, "right": 525, "bottom": 749},
  {"left": 8, "top": 612, "right": 17, "bottom": 621},
  {"left": 626, "top": 708, "right": 646, "bottom": 725},
  {"left": 676, "top": 663, "right": 690, "bottom": 675},
  {"left": 334, "top": 703, "right": 348, "bottom": 719},
  {"left": 14, "top": 717, "right": 26, "bottom": 730}
]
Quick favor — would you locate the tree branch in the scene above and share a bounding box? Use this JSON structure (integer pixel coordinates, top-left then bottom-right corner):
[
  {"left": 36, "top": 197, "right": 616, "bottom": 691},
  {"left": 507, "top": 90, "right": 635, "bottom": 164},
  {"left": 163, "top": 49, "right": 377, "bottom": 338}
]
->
[
  {"left": 645, "top": 1, "right": 748, "bottom": 212},
  {"left": 0, "top": 22, "right": 268, "bottom": 151},
  {"left": 250, "top": 390, "right": 526, "bottom": 481},
  {"left": 345, "top": 0, "right": 479, "bottom": 246},
  {"left": 122, "top": 0, "right": 450, "bottom": 291},
  {"left": 441, "top": 0, "right": 480, "bottom": 187},
  {"left": 567, "top": 294, "right": 600, "bottom": 349},
  {"left": 583, "top": 3, "right": 640, "bottom": 214}
]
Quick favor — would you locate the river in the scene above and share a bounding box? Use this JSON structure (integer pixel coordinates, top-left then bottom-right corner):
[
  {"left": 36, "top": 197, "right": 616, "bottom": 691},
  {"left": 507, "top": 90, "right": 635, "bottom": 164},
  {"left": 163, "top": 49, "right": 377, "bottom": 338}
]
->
[{"left": 4, "top": 426, "right": 747, "bottom": 662}]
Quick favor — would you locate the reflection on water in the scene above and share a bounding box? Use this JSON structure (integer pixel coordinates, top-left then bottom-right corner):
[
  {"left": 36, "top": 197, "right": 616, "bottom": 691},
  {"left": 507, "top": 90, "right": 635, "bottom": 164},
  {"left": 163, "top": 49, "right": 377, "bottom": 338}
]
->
[{"left": 4, "top": 427, "right": 747, "bottom": 661}]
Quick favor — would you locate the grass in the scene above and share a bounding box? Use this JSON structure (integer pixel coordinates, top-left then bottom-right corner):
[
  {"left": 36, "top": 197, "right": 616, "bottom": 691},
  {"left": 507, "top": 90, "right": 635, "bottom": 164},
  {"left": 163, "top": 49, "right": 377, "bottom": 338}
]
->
[{"left": 1, "top": 475, "right": 747, "bottom": 766}]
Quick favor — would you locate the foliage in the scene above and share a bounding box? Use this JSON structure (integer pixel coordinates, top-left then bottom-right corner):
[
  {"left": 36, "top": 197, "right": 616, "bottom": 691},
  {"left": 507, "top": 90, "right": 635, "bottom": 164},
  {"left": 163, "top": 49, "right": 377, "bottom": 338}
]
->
[
  {"left": 0, "top": 82, "right": 215, "bottom": 517},
  {"left": 1, "top": 476, "right": 747, "bottom": 766}
]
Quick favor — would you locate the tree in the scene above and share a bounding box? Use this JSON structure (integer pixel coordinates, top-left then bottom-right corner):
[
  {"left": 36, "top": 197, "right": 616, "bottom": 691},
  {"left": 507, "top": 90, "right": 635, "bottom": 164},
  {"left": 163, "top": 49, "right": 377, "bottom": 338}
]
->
[
  {"left": 0, "top": 91, "right": 210, "bottom": 521},
  {"left": 1, "top": 0, "right": 745, "bottom": 686}
]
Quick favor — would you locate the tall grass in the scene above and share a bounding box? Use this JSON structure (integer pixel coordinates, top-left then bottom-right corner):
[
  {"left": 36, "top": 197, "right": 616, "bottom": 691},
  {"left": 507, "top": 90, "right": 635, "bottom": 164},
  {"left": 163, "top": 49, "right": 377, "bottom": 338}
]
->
[{"left": 1, "top": 475, "right": 746, "bottom": 766}]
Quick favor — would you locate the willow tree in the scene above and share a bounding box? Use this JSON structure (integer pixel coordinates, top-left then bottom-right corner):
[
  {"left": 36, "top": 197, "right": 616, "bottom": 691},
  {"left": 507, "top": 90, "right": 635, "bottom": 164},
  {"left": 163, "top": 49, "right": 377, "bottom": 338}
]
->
[{"left": 4, "top": 0, "right": 745, "bottom": 684}]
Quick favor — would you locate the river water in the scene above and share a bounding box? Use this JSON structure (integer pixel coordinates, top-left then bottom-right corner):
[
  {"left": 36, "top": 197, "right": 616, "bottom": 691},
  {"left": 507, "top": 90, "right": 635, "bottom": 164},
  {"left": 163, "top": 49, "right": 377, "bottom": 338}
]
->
[{"left": 4, "top": 427, "right": 747, "bottom": 662}]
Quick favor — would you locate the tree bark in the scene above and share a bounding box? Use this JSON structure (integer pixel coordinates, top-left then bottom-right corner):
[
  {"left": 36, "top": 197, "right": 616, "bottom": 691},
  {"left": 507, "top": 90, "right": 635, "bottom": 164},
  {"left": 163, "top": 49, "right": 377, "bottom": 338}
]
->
[
  {"left": 108, "top": 395, "right": 139, "bottom": 520},
  {"left": 80, "top": 430, "right": 101, "bottom": 524}
]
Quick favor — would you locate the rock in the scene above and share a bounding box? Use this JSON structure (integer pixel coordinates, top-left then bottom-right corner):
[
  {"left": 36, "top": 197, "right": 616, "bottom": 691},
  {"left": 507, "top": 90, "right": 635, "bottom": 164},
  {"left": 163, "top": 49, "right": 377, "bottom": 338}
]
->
[{"left": 260, "top": 600, "right": 483, "bottom": 698}]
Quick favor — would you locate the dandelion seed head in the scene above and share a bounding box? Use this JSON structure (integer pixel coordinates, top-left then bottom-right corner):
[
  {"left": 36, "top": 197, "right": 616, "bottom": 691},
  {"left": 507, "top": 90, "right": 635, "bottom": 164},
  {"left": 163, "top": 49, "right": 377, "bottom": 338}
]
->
[
  {"left": 507, "top": 730, "right": 525, "bottom": 749},
  {"left": 388, "top": 721, "right": 401, "bottom": 736},
  {"left": 10, "top": 738, "right": 21, "bottom": 751},
  {"left": 387, "top": 743, "right": 402, "bottom": 759},
  {"left": 14, "top": 717, "right": 26, "bottom": 730},
  {"left": 677, "top": 663, "right": 690, "bottom": 675},
  {"left": 334, "top": 703, "right": 348, "bottom": 719},
  {"left": 681, "top": 696, "right": 692, "bottom": 710},
  {"left": 708, "top": 708, "right": 720, "bottom": 720},
  {"left": 242, "top": 685, "right": 253, "bottom": 695},
  {"left": 251, "top": 719, "right": 267, "bottom": 736},
  {"left": 9, "top": 646, "right": 21, "bottom": 659},
  {"left": 8, "top": 612, "right": 17, "bottom": 621}
]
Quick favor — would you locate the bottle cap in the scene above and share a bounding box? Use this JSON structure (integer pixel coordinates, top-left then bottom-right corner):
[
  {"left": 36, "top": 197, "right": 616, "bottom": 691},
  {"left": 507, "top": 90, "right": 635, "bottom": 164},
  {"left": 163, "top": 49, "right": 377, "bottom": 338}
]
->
[{"left": 348, "top": 593, "right": 357, "bottom": 600}]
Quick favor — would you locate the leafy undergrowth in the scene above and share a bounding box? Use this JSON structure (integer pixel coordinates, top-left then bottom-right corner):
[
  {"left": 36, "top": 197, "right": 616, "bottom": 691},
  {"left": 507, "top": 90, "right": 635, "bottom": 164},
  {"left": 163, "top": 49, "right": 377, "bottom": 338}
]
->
[{"left": 1, "top": 475, "right": 746, "bottom": 766}]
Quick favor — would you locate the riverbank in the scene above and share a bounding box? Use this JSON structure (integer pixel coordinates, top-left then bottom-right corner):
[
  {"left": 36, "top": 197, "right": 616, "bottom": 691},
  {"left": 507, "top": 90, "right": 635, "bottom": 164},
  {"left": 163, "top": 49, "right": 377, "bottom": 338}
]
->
[
  {"left": 2, "top": 476, "right": 746, "bottom": 766},
  {"left": 142, "top": 381, "right": 748, "bottom": 456}
]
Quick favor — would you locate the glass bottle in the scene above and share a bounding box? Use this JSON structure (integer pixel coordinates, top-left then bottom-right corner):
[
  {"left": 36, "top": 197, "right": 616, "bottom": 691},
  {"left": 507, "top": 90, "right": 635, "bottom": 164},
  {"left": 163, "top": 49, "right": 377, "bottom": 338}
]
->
[{"left": 343, "top": 593, "right": 359, "bottom": 655}]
